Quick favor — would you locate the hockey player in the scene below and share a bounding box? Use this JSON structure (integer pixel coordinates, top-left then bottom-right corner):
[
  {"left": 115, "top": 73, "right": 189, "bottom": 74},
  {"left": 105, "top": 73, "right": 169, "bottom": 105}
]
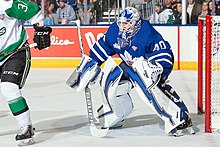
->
[
  {"left": 69, "top": 6, "right": 193, "bottom": 135},
  {"left": 0, "top": 0, "right": 52, "bottom": 145}
]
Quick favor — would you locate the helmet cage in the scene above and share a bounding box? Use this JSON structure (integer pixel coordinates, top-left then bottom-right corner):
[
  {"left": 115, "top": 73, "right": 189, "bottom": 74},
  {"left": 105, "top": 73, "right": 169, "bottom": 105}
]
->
[
  {"left": 117, "top": 7, "right": 140, "bottom": 34},
  {"left": 117, "top": 7, "right": 141, "bottom": 47}
]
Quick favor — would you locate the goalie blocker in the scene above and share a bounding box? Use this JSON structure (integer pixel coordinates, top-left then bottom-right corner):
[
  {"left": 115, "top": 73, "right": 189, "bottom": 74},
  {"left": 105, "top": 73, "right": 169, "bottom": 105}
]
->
[{"left": 66, "top": 55, "right": 101, "bottom": 92}]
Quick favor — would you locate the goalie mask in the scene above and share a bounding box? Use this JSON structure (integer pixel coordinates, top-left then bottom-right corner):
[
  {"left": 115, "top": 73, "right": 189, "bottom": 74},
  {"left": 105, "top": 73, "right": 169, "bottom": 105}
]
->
[{"left": 117, "top": 7, "right": 142, "bottom": 48}]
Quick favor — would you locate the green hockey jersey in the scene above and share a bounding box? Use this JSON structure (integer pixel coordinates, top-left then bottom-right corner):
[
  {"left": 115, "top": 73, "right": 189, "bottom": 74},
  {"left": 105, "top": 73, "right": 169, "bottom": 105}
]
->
[{"left": 0, "top": 0, "right": 44, "bottom": 60}]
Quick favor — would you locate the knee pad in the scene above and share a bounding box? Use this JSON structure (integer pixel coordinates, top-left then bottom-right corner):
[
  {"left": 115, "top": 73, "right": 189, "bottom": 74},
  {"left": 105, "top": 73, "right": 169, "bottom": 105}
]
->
[{"left": 1, "top": 82, "right": 22, "bottom": 101}]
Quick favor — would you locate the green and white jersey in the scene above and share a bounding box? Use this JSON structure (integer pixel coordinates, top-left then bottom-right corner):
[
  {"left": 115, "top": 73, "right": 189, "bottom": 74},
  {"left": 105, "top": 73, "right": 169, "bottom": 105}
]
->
[
  {"left": 158, "top": 9, "right": 175, "bottom": 24},
  {"left": 0, "top": 0, "right": 44, "bottom": 60}
]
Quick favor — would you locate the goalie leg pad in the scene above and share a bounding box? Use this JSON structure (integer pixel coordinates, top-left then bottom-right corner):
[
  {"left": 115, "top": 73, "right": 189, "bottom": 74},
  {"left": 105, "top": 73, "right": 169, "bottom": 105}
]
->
[
  {"left": 127, "top": 57, "right": 184, "bottom": 133},
  {"left": 111, "top": 81, "right": 133, "bottom": 118},
  {"left": 66, "top": 55, "right": 101, "bottom": 92},
  {"left": 97, "top": 82, "right": 133, "bottom": 128},
  {"left": 98, "top": 94, "right": 133, "bottom": 128},
  {"left": 158, "top": 82, "right": 191, "bottom": 125},
  {"left": 97, "top": 57, "right": 133, "bottom": 128}
]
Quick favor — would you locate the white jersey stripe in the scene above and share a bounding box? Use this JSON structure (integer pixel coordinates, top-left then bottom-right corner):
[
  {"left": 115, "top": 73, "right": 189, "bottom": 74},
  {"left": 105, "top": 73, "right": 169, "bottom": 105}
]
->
[
  {"left": 155, "top": 59, "right": 173, "bottom": 65},
  {"left": 96, "top": 41, "right": 109, "bottom": 58},
  {"left": 91, "top": 47, "right": 105, "bottom": 62},
  {"left": 148, "top": 53, "right": 172, "bottom": 61}
]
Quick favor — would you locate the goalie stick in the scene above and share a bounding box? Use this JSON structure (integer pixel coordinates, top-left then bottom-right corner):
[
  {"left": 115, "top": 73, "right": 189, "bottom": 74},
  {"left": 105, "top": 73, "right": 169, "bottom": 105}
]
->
[
  {"left": 0, "top": 43, "right": 37, "bottom": 57},
  {"left": 85, "top": 86, "right": 110, "bottom": 137},
  {"left": 72, "top": 19, "right": 109, "bottom": 137}
]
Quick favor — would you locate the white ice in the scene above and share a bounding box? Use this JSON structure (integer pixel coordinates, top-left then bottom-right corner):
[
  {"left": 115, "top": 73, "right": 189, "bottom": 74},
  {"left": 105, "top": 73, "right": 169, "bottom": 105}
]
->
[{"left": 0, "top": 69, "right": 219, "bottom": 147}]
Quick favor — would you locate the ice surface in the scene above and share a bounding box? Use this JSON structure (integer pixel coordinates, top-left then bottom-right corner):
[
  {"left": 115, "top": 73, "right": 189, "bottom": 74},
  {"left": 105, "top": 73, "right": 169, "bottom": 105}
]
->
[{"left": 0, "top": 69, "right": 219, "bottom": 147}]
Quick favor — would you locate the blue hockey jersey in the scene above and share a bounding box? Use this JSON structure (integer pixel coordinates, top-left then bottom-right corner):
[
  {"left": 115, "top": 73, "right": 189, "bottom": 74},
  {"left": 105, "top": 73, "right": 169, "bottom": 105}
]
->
[{"left": 89, "top": 19, "right": 174, "bottom": 77}]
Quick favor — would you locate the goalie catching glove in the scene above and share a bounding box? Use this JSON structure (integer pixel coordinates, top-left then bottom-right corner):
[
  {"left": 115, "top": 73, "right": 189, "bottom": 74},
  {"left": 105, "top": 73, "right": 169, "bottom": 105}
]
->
[{"left": 33, "top": 24, "right": 52, "bottom": 50}]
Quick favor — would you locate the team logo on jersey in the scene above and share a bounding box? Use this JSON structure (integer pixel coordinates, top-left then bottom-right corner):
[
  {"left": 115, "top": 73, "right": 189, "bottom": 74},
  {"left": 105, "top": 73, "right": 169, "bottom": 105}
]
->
[
  {"left": 113, "top": 43, "right": 121, "bottom": 50},
  {"left": 120, "top": 50, "right": 138, "bottom": 65},
  {"left": 132, "top": 46, "right": 137, "bottom": 51},
  {"left": 0, "top": 14, "right": 6, "bottom": 20},
  {"left": 0, "top": 27, "right": 6, "bottom": 36}
]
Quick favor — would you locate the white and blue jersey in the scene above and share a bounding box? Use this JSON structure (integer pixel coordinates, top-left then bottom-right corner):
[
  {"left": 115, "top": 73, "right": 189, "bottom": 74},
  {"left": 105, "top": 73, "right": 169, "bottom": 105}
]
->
[{"left": 89, "top": 20, "right": 174, "bottom": 81}]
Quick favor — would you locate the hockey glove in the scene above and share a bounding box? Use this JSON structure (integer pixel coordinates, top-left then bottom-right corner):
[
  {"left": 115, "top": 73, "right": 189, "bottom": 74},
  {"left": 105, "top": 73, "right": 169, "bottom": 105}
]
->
[{"left": 33, "top": 24, "right": 52, "bottom": 50}]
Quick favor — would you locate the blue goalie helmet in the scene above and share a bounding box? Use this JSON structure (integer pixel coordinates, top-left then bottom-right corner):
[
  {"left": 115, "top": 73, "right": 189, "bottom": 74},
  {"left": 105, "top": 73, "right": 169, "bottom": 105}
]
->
[{"left": 117, "top": 6, "right": 141, "bottom": 47}]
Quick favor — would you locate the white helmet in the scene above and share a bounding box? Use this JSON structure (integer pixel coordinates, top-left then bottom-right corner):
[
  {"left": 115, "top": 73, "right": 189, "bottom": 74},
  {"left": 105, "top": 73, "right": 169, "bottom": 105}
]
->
[{"left": 117, "top": 7, "right": 142, "bottom": 47}]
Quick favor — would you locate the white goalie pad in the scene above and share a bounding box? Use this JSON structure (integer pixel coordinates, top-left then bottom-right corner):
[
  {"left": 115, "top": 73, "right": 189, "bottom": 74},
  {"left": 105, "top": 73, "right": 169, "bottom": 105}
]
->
[
  {"left": 127, "top": 57, "right": 184, "bottom": 133},
  {"left": 150, "top": 87, "right": 185, "bottom": 133},
  {"left": 97, "top": 57, "right": 133, "bottom": 128},
  {"left": 66, "top": 54, "right": 101, "bottom": 92},
  {"left": 100, "top": 57, "right": 123, "bottom": 105}
]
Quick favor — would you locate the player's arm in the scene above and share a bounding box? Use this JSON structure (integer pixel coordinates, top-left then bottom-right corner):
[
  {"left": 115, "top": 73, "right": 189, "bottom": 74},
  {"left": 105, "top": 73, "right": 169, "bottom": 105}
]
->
[
  {"left": 145, "top": 34, "right": 172, "bottom": 62},
  {"left": 67, "top": 31, "right": 116, "bottom": 91},
  {"left": 89, "top": 34, "right": 116, "bottom": 66},
  {"left": 5, "top": 0, "right": 52, "bottom": 50}
]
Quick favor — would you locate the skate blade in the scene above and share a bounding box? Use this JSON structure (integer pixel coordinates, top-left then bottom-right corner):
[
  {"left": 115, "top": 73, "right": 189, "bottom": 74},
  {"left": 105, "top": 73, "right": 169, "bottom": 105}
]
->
[
  {"left": 17, "top": 138, "right": 35, "bottom": 146},
  {"left": 186, "top": 127, "right": 196, "bottom": 135},
  {"left": 170, "top": 129, "right": 184, "bottom": 137},
  {"left": 169, "top": 127, "right": 195, "bottom": 137}
]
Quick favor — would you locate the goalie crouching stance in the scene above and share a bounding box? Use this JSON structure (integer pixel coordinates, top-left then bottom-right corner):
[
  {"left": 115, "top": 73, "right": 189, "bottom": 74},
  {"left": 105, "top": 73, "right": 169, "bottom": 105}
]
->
[{"left": 68, "top": 7, "right": 194, "bottom": 135}]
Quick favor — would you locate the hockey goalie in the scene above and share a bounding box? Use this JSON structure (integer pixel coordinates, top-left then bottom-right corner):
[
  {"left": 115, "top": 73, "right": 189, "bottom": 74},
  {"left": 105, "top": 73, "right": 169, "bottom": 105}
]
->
[{"left": 67, "top": 6, "right": 195, "bottom": 136}]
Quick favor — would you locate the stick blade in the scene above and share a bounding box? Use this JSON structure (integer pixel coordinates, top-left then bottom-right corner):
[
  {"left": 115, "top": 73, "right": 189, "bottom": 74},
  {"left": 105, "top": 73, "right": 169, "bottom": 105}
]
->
[{"left": 90, "top": 124, "right": 109, "bottom": 137}]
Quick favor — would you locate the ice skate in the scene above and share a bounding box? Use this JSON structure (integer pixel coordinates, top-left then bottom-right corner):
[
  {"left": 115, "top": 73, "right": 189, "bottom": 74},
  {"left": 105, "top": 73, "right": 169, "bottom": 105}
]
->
[
  {"left": 177, "top": 117, "right": 193, "bottom": 130},
  {"left": 109, "top": 120, "right": 124, "bottom": 129},
  {"left": 177, "top": 117, "right": 195, "bottom": 134},
  {"left": 169, "top": 118, "right": 195, "bottom": 137},
  {"left": 15, "top": 125, "right": 35, "bottom": 146}
]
